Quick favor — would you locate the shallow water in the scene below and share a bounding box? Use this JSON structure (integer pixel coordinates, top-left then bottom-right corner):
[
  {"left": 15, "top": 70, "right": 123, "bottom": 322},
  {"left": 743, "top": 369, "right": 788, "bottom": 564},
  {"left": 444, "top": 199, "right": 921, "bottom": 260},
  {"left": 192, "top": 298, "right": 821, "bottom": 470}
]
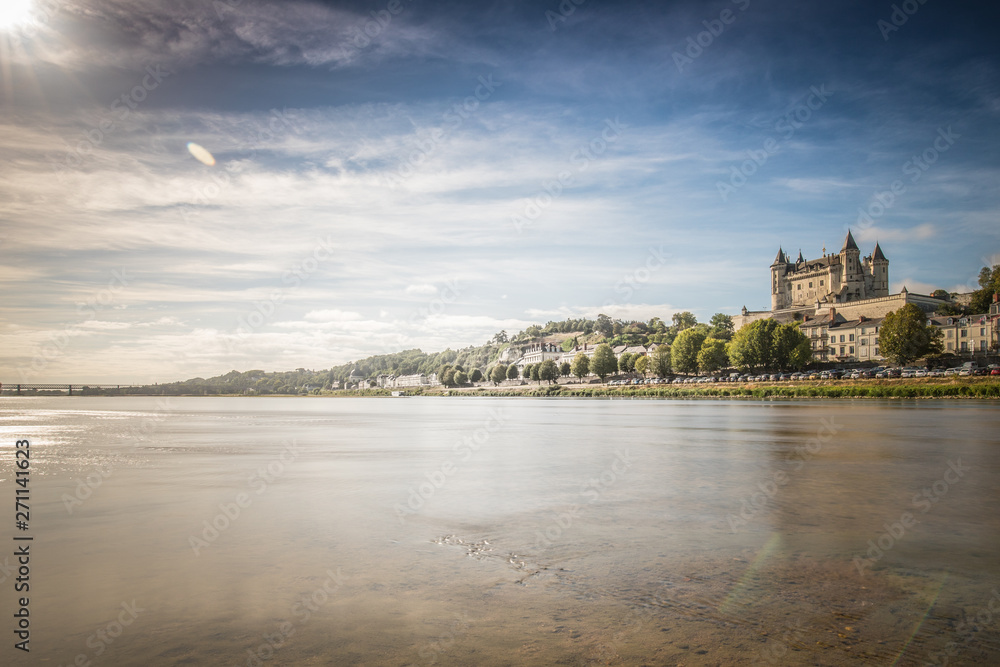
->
[{"left": 1, "top": 396, "right": 998, "bottom": 666}]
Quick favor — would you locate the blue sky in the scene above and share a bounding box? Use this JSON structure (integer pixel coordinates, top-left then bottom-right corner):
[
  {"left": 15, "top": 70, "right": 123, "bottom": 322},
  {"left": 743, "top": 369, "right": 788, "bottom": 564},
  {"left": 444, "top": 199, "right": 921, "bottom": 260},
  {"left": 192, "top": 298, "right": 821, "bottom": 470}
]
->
[{"left": 1, "top": 0, "right": 999, "bottom": 383}]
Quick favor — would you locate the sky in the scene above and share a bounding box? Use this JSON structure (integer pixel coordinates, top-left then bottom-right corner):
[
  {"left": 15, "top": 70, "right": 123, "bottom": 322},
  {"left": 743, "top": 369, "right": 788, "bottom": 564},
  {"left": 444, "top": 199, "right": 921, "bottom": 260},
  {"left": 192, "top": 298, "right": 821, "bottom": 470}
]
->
[{"left": 1, "top": 0, "right": 999, "bottom": 384}]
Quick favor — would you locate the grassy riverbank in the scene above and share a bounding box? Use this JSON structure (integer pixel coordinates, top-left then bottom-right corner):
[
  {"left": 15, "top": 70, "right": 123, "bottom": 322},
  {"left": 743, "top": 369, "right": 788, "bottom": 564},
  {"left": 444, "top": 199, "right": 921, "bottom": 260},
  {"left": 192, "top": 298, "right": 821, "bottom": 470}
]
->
[{"left": 413, "top": 377, "right": 1000, "bottom": 399}]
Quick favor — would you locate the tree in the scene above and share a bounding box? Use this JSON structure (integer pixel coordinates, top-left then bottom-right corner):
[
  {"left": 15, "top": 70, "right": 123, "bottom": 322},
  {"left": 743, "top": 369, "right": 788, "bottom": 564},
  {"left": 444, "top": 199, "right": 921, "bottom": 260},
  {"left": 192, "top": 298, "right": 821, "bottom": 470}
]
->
[
  {"left": 650, "top": 344, "right": 671, "bottom": 377},
  {"left": 879, "top": 304, "right": 944, "bottom": 365},
  {"left": 672, "top": 311, "right": 698, "bottom": 331},
  {"left": 470, "top": 369, "right": 483, "bottom": 383},
  {"left": 709, "top": 313, "right": 735, "bottom": 341},
  {"left": 490, "top": 365, "right": 507, "bottom": 385},
  {"left": 440, "top": 366, "right": 457, "bottom": 387},
  {"left": 969, "top": 264, "right": 1000, "bottom": 314},
  {"left": 727, "top": 319, "right": 810, "bottom": 371},
  {"left": 595, "top": 313, "right": 614, "bottom": 338},
  {"left": 522, "top": 364, "right": 533, "bottom": 381},
  {"left": 453, "top": 370, "right": 468, "bottom": 386},
  {"left": 492, "top": 330, "right": 508, "bottom": 344},
  {"left": 559, "top": 361, "right": 571, "bottom": 376},
  {"left": 591, "top": 344, "right": 617, "bottom": 381},
  {"left": 697, "top": 338, "right": 729, "bottom": 373},
  {"left": 634, "top": 355, "right": 650, "bottom": 376},
  {"left": 529, "top": 364, "right": 540, "bottom": 382},
  {"left": 539, "top": 359, "right": 559, "bottom": 384},
  {"left": 930, "top": 289, "right": 950, "bottom": 300},
  {"left": 671, "top": 326, "right": 708, "bottom": 374},
  {"left": 727, "top": 319, "right": 780, "bottom": 372},
  {"left": 571, "top": 352, "right": 590, "bottom": 379},
  {"left": 618, "top": 352, "right": 635, "bottom": 373},
  {"left": 506, "top": 364, "right": 520, "bottom": 381}
]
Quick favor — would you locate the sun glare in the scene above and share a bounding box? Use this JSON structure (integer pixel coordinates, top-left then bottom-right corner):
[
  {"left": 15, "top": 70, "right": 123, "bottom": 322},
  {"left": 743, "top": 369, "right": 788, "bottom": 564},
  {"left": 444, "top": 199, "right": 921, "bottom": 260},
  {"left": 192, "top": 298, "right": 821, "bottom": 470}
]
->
[{"left": 0, "top": 0, "right": 34, "bottom": 32}]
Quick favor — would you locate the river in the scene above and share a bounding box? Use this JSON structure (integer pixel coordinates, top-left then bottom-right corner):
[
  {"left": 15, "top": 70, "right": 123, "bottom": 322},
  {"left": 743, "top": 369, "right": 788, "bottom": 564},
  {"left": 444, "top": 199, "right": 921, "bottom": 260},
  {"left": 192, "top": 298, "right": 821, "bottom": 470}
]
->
[{"left": 1, "top": 396, "right": 998, "bottom": 665}]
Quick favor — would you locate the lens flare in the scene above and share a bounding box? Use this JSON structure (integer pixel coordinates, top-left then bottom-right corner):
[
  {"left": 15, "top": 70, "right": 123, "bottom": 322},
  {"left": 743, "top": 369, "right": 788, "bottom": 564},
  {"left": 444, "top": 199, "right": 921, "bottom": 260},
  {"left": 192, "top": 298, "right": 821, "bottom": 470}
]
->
[
  {"left": 0, "top": 0, "right": 34, "bottom": 31},
  {"left": 186, "top": 142, "right": 216, "bottom": 166}
]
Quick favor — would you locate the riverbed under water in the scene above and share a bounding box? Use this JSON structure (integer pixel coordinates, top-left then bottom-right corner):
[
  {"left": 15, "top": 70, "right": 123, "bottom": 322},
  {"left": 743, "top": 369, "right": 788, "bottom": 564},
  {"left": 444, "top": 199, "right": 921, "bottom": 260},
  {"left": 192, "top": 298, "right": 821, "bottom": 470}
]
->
[{"left": 1, "top": 396, "right": 998, "bottom": 666}]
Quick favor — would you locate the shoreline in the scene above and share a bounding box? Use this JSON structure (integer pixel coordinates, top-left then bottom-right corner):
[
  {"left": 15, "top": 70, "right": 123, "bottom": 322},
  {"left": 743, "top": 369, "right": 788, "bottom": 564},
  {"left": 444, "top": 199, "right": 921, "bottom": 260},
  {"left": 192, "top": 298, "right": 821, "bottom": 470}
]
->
[{"left": 6, "top": 377, "right": 998, "bottom": 399}]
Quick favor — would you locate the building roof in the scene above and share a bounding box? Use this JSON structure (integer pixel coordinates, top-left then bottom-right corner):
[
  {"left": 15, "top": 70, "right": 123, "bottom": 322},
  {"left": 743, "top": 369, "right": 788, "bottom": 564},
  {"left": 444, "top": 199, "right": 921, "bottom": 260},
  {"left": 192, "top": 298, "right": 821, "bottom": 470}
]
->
[
  {"left": 773, "top": 247, "right": 787, "bottom": 264},
  {"left": 872, "top": 242, "right": 887, "bottom": 261},
  {"left": 841, "top": 230, "right": 859, "bottom": 252}
]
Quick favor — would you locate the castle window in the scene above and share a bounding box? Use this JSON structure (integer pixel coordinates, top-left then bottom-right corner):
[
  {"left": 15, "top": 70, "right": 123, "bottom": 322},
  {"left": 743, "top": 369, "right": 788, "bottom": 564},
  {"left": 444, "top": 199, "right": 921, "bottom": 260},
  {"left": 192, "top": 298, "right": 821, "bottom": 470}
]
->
[
  {"left": 808, "top": 281, "right": 813, "bottom": 288},
  {"left": 849, "top": 346, "right": 854, "bottom": 354},
  {"left": 861, "top": 339, "right": 868, "bottom": 346},
  {"left": 981, "top": 328, "right": 986, "bottom": 336},
  {"left": 797, "top": 284, "right": 802, "bottom": 290},
  {"left": 961, "top": 330, "right": 967, "bottom": 338},
  {"left": 840, "top": 346, "right": 845, "bottom": 355},
  {"left": 946, "top": 330, "right": 953, "bottom": 337},
  {"left": 839, "top": 335, "right": 845, "bottom": 343},
  {"left": 961, "top": 342, "right": 968, "bottom": 351},
  {"left": 830, "top": 336, "right": 836, "bottom": 343},
  {"left": 875, "top": 347, "right": 879, "bottom": 356},
  {"left": 820, "top": 280, "right": 824, "bottom": 286},
  {"left": 849, "top": 334, "right": 855, "bottom": 342},
  {"left": 947, "top": 342, "right": 953, "bottom": 350}
]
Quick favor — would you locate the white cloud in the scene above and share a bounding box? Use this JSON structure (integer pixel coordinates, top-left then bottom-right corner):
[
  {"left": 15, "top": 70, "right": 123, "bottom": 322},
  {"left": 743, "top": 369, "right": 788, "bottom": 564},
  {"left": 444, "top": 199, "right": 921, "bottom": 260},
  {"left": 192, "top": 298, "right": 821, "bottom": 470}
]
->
[
  {"left": 404, "top": 284, "right": 437, "bottom": 296},
  {"left": 303, "top": 309, "right": 363, "bottom": 322},
  {"left": 856, "top": 223, "right": 936, "bottom": 243}
]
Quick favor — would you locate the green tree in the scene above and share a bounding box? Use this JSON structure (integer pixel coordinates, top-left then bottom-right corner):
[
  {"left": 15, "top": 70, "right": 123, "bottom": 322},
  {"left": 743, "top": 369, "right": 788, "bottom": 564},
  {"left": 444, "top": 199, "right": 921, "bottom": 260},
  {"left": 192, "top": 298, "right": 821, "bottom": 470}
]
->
[
  {"left": 650, "top": 344, "right": 671, "bottom": 377},
  {"left": 672, "top": 311, "right": 698, "bottom": 331},
  {"left": 571, "top": 352, "right": 590, "bottom": 379},
  {"left": 559, "top": 361, "right": 571, "bottom": 376},
  {"left": 490, "top": 365, "right": 507, "bottom": 385},
  {"left": 440, "top": 366, "right": 457, "bottom": 387},
  {"left": 697, "top": 338, "right": 729, "bottom": 373},
  {"left": 591, "top": 344, "right": 617, "bottom": 381},
  {"left": 493, "top": 330, "right": 508, "bottom": 344},
  {"left": 595, "top": 313, "right": 613, "bottom": 338},
  {"left": 522, "top": 364, "right": 533, "bottom": 381},
  {"left": 709, "top": 313, "right": 735, "bottom": 341},
  {"left": 969, "top": 264, "right": 1000, "bottom": 314},
  {"left": 879, "top": 304, "right": 944, "bottom": 365},
  {"left": 539, "top": 359, "right": 559, "bottom": 384},
  {"left": 470, "top": 369, "right": 483, "bottom": 383},
  {"left": 618, "top": 352, "right": 635, "bottom": 373},
  {"left": 507, "top": 364, "right": 520, "bottom": 381},
  {"left": 727, "top": 319, "right": 780, "bottom": 372},
  {"left": 453, "top": 370, "right": 468, "bottom": 385},
  {"left": 529, "top": 364, "right": 540, "bottom": 382},
  {"left": 770, "top": 323, "right": 811, "bottom": 370},
  {"left": 671, "top": 326, "right": 708, "bottom": 374},
  {"left": 634, "top": 354, "right": 649, "bottom": 375}
]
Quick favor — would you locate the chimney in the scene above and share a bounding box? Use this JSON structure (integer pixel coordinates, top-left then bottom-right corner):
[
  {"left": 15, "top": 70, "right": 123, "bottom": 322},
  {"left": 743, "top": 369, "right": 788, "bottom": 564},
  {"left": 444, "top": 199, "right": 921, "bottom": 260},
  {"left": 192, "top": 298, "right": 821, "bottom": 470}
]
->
[
  {"left": 994, "top": 292, "right": 999, "bottom": 303},
  {"left": 858, "top": 315, "right": 865, "bottom": 322},
  {"left": 829, "top": 307, "right": 836, "bottom": 320}
]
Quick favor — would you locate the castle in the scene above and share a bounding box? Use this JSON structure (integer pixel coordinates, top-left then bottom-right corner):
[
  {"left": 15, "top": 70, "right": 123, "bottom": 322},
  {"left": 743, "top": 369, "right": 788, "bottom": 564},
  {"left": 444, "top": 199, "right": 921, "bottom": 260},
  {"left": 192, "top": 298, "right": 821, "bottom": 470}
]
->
[
  {"left": 771, "top": 231, "right": 888, "bottom": 310},
  {"left": 733, "top": 231, "right": 948, "bottom": 331}
]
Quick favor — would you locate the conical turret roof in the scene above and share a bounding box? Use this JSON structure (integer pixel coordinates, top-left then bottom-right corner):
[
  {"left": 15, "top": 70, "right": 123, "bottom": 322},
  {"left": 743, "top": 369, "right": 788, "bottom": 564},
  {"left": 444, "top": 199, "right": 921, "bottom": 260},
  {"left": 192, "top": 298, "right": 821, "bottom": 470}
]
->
[
  {"left": 841, "top": 230, "right": 859, "bottom": 252},
  {"left": 872, "top": 241, "right": 887, "bottom": 261}
]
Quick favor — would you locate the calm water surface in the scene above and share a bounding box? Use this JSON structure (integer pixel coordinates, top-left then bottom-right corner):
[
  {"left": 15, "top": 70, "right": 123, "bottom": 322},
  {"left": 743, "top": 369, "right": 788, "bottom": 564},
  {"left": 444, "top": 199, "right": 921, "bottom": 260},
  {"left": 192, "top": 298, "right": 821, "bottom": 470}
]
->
[{"left": 1, "top": 396, "right": 998, "bottom": 666}]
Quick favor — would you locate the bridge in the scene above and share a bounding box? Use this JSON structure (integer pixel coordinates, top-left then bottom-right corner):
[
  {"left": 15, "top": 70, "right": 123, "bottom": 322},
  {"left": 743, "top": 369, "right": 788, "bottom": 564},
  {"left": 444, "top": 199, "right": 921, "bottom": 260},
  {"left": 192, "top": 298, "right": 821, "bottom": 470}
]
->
[{"left": 1, "top": 383, "right": 140, "bottom": 395}]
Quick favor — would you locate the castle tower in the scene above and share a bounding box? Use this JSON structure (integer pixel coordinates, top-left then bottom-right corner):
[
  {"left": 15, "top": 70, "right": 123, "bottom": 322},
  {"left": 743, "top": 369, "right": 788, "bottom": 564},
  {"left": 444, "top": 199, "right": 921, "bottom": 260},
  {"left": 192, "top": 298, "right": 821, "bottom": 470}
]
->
[
  {"left": 771, "top": 247, "right": 788, "bottom": 310},
  {"left": 871, "top": 241, "right": 889, "bottom": 296},
  {"left": 838, "top": 230, "right": 863, "bottom": 301}
]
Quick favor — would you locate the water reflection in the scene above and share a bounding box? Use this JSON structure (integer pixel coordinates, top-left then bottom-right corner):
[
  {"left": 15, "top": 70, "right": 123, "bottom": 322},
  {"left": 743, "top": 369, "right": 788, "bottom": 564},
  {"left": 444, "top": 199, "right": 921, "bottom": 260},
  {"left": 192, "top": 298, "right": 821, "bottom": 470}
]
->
[{"left": 1, "top": 396, "right": 997, "bottom": 665}]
